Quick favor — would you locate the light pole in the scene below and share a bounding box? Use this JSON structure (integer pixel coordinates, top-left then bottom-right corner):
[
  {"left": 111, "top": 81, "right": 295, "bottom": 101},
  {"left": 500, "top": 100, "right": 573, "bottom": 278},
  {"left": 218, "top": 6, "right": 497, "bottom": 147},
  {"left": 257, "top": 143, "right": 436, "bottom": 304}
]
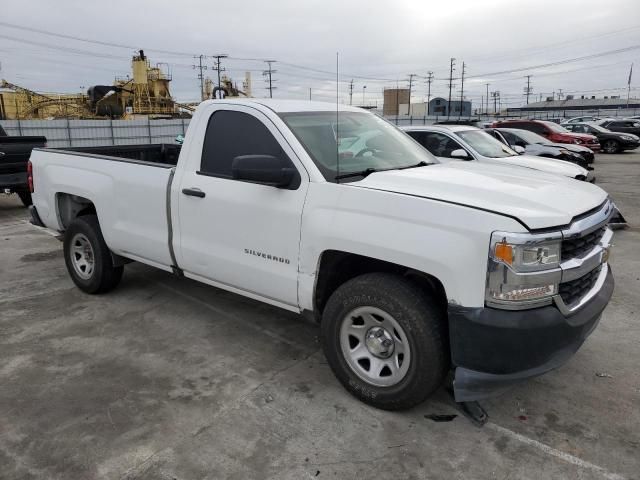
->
[{"left": 362, "top": 85, "right": 367, "bottom": 106}]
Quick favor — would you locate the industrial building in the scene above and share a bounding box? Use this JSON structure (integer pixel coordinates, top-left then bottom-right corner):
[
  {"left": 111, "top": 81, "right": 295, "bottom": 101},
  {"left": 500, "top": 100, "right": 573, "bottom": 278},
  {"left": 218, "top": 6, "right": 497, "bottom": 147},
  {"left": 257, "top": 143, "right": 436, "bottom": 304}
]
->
[
  {"left": 509, "top": 95, "right": 640, "bottom": 112},
  {"left": 397, "top": 97, "right": 472, "bottom": 117},
  {"left": 383, "top": 88, "right": 410, "bottom": 116}
]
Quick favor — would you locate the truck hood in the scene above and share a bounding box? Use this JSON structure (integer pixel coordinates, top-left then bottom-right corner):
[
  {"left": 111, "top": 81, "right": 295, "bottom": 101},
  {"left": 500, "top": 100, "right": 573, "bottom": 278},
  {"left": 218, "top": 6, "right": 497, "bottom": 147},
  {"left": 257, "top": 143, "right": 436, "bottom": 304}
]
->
[{"left": 355, "top": 162, "right": 607, "bottom": 230}]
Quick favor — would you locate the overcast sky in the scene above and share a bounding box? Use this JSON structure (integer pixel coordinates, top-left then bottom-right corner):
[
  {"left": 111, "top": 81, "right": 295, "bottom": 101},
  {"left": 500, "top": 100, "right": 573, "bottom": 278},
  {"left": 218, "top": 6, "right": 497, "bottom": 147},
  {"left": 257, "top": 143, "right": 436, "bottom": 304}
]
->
[{"left": 1, "top": 0, "right": 639, "bottom": 109}]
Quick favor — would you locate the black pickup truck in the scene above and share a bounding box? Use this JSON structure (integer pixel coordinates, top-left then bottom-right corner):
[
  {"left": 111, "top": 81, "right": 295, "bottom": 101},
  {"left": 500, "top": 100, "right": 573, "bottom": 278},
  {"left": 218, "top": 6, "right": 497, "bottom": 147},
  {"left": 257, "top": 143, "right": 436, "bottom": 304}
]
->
[{"left": 0, "top": 125, "right": 47, "bottom": 206}]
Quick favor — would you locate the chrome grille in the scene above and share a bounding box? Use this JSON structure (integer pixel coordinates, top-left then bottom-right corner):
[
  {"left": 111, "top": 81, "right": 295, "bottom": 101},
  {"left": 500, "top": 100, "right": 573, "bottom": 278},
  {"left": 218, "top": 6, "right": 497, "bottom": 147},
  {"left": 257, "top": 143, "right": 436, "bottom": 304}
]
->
[
  {"left": 559, "top": 265, "right": 602, "bottom": 306},
  {"left": 561, "top": 225, "right": 607, "bottom": 259}
]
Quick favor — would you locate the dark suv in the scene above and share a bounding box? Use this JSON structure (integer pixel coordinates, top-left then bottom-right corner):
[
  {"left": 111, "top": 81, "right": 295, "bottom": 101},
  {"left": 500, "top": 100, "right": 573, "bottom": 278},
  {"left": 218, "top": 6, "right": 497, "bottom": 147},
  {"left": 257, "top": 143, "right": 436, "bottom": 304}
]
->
[{"left": 563, "top": 123, "right": 640, "bottom": 154}]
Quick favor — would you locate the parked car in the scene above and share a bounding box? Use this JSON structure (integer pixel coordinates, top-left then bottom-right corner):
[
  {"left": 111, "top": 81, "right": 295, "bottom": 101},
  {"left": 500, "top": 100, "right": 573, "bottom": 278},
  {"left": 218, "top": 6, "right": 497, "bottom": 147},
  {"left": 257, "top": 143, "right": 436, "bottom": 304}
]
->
[
  {"left": 402, "top": 125, "right": 592, "bottom": 181},
  {"left": 29, "top": 99, "right": 614, "bottom": 410},
  {"left": 491, "top": 119, "right": 601, "bottom": 152},
  {"left": 563, "top": 123, "right": 640, "bottom": 154},
  {"left": 595, "top": 119, "right": 640, "bottom": 138},
  {"left": 561, "top": 116, "right": 601, "bottom": 125},
  {"left": 0, "top": 125, "right": 47, "bottom": 206},
  {"left": 486, "top": 127, "right": 593, "bottom": 168}
]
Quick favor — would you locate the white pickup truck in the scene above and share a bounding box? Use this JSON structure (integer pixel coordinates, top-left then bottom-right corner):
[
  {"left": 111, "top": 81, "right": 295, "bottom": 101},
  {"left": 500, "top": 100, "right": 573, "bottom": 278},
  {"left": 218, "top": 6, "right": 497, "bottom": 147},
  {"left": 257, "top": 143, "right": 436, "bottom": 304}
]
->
[{"left": 29, "top": 100, "right": 614, "bottom": 410}]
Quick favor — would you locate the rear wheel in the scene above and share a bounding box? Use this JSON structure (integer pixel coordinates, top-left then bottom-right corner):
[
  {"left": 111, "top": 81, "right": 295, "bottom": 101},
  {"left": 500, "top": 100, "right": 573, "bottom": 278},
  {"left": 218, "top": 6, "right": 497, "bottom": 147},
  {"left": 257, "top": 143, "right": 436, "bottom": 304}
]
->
[
  {"left": 602, "top": 139, "right": 620, "bottom": 154},
  {"left": 16, "top": 189, "right": 32, "bottom": 207},
  {"left": 63, "top": 215, "right": 123, "bottom": 294},
  {"left": 321, "top": 272, "right": 448, "bottom": 410}
]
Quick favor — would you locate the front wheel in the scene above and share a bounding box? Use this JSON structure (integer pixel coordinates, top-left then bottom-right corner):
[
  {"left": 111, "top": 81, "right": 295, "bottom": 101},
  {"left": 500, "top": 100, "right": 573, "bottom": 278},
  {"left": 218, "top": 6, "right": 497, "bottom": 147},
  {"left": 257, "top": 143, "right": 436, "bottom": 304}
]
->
[
  {"left": 602, "top": 139, "right": 620, "bottom": 154},
  {"left": 63, "top": 215, "right": 123, "bottom": 294},
  {"left": 321, "top": 273, "right": 448, "bottom": 410}
]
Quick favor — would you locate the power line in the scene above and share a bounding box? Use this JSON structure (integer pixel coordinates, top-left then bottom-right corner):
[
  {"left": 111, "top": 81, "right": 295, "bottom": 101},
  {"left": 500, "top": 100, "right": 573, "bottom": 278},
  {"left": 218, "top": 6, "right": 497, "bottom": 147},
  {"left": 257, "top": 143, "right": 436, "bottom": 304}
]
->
[{"left": 467, "top": 45, "right": 640, "bottom": 79}]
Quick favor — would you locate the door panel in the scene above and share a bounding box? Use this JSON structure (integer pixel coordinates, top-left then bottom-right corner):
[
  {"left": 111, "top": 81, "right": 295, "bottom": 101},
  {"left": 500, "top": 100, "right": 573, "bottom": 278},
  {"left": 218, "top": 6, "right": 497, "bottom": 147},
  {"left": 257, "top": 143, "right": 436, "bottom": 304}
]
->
[{"left": 176, "top": 107, "right": 308, "bottom": 307}]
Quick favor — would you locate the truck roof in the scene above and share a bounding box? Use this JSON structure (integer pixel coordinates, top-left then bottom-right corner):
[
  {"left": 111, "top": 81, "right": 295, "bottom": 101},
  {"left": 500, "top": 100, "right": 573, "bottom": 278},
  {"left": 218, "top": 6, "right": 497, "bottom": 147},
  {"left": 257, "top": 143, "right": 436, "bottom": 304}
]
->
[{"left": 200, "top": 98, "right": 365, "bottom": 114}]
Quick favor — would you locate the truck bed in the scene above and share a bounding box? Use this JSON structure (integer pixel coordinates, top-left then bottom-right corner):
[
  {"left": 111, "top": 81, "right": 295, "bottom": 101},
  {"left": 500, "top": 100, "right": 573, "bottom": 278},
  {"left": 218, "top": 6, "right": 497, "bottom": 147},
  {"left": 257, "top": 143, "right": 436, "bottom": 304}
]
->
[{"left": 60, "top": 143, "right": 182, "bottom": 166}]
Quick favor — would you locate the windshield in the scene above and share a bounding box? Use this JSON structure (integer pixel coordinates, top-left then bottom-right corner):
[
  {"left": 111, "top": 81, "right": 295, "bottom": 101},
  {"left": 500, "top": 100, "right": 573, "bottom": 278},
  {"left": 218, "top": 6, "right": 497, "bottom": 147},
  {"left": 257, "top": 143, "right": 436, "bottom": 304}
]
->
[
  {"left": 455, "top": 130, "right": 518, "bottom": 158},
  {"left": 503, "top": 128, "right": 549, "bottom": 145},
  {"left": 542, "top": 121, "right": 570, "bottom": 133},
  {"left": 279, "top": 111, "right": 436, "bottom": 182},
  {"left": 585, "top": 124, "right": 609, "bottom": 133}
]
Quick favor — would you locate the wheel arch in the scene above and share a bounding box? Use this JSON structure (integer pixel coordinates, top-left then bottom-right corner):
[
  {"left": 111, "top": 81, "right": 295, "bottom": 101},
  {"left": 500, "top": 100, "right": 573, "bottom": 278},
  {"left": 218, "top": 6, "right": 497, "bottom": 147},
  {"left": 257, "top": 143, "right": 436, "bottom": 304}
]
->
[
  {"left": 313, "top": 249, "right": 448, "bottom": 320},
  {"left": 55, "top": 192, "right": 97, "bottom": 230}
]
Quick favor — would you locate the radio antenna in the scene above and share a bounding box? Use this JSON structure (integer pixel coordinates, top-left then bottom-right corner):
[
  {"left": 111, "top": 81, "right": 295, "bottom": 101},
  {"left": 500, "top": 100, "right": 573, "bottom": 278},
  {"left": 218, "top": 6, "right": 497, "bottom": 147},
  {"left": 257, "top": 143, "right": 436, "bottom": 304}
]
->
[{"left": 336, "top": 51, "right": 340, "bottom": 184}]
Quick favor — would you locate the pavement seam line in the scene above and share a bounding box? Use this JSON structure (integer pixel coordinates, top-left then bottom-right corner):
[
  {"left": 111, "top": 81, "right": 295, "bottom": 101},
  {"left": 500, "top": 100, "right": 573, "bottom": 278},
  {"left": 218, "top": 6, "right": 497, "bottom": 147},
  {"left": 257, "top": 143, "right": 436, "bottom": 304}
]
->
[{"left": 486, "top": 423, "right": 627, "bottom": 480}]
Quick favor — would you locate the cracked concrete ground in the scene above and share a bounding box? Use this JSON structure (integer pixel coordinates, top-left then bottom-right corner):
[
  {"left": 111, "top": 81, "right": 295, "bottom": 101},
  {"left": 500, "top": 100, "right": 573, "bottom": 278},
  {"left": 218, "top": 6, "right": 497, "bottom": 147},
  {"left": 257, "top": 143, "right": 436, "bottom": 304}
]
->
[{"left": 1, "top": 151, "right": 639, "bottom": 479}]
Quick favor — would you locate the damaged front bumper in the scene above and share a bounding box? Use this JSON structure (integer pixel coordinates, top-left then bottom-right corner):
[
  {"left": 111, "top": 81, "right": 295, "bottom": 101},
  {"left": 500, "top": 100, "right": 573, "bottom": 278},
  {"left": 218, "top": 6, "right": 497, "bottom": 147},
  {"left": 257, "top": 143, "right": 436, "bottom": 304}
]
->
[{"left": 447, "top": 267, "right": 614, "bottom": 402}]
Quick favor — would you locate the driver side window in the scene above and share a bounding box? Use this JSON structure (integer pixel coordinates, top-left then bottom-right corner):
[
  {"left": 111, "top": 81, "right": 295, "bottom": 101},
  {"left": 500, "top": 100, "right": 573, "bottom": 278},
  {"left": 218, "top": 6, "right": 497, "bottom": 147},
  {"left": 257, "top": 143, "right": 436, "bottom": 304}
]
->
[{"left": 421, "top": 132, "right": 466, "bottom": 158}]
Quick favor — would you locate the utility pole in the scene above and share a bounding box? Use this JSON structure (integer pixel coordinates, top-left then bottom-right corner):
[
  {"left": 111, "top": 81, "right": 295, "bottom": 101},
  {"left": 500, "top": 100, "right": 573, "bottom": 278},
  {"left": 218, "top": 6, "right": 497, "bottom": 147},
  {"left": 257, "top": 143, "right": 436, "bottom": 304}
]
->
[
  {"left": 447, "top": 58, "right": 456, "bottom": 118},
  {"left": 309, "top": 88, "right": 312, "bottom": 101},
  {"left": 524, "top": 75, "right": 533, "bottom": 105},
  {"left": 211, "top": 55, "right": 228, "bottom": 92},
  {"left": 486, "top": 83, "right": 490, "bottom": 115},
  {"left": 491, "top": 91, "right": 500, "bottom": 114},
  {"left": 426, "top": 71, "right": 433, "bottom": 115},
  {"left": 407, "top": 73, "right": 416, "bottom": 115},
  {"left": 348, "top": 79, "right": 354, "bottom": 105},
  {"left": 627, "top": 63, "right": 633, "bottom": 108},
  {"left": 458, "top": 62, "right": 466, "bottom": 119},
  {"left": 263, "top": 60, "right": 277, "bottom": 98},
  {"left": 362, "top": 85, "right": 367, "bottom": 106},
  {"left": 557, "top": 88, "right": 563, "bottom": 100},
  {"left": 192, "top": 55, "right": 208, "bottom": 101}
]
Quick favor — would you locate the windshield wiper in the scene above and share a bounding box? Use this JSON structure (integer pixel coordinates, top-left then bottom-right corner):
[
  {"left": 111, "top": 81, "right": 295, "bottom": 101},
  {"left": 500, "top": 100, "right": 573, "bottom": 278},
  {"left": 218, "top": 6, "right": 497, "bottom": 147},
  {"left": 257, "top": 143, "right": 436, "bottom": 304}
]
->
[
  {"left": 335, "top": 167, "right": 380, "bottom": 180},
  {"left": 397, "top": 161, "right": 431, "bottom": 170}
]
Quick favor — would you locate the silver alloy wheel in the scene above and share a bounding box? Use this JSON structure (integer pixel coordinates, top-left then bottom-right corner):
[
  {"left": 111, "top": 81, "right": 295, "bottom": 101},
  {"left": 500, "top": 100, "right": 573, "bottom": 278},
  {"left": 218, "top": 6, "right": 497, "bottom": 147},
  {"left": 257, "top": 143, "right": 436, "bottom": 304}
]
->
[
  {"left": 339, "top": 306, "right": 411, "bottom": 387},
  {"left": 70, "top": 233, "right": 95, "bottom": 280}
]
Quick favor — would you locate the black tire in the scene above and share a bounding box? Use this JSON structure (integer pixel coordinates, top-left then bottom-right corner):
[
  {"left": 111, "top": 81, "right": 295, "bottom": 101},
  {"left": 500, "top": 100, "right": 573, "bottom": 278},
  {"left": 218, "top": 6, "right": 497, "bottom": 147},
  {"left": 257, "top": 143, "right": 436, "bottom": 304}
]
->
[
  {"left": 602, "top": 139, "right": 620, "bottom": 154},
  {"left": 63, "top": 215, "right": 123, "bottom": 294},
  {"left": 321, "top": 272, "right": 448, "bottom": 410},
  {"left": 16, "top": 189, "right": 32, "bottom": 207}
]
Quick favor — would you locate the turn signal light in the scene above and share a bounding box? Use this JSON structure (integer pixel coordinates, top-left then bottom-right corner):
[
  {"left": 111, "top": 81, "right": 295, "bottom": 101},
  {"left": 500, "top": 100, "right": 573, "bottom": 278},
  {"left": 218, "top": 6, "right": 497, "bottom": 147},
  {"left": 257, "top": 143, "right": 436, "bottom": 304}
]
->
[{"left": 494, "top": 241, "right": 513, "bottom": 266}]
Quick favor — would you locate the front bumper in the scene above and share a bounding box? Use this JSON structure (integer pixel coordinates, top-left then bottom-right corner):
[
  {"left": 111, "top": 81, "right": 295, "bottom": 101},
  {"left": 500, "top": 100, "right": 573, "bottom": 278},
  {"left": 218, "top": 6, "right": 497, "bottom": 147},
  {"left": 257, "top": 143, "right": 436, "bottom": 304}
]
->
[
  {"left": 587, "top": 143, "right": 601, "bottom": 152},
  {"left": 0, "top": 171, "right": 27, "bottom": 190},
  {"left": 620, "top": 140, "right": 640, "bottom": 151},
  {"left": 448, "top": 267, "right": 614, "bottom": 402}
]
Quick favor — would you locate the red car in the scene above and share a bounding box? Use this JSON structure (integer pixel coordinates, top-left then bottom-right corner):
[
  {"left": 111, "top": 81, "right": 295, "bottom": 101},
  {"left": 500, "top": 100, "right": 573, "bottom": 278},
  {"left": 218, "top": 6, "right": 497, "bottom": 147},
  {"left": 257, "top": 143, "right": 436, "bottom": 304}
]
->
[{"left": 491, "top": 119, "right": 601, "bottom": 152}]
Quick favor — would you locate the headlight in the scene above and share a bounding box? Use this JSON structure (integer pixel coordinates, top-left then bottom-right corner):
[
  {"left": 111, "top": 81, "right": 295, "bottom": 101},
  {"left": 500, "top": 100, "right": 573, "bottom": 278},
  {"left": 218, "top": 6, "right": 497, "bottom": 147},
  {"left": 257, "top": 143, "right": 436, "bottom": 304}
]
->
[
  {"left": 573, "top": 139, "right": 583, "bottom": 144},
  {"left": 621, "top": 135, "right": 634, "bottom": 141},
  {"left": 486, "top": 231, "right": 562, "bottom": 309}
]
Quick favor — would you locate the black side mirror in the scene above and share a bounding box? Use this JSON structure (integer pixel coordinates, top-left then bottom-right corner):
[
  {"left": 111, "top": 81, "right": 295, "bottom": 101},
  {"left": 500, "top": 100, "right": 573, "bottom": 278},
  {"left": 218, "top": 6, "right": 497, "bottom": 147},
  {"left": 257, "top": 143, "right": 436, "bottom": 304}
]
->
[{"left": 232, "top": 154, "right": 296, "bottom": 188}]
